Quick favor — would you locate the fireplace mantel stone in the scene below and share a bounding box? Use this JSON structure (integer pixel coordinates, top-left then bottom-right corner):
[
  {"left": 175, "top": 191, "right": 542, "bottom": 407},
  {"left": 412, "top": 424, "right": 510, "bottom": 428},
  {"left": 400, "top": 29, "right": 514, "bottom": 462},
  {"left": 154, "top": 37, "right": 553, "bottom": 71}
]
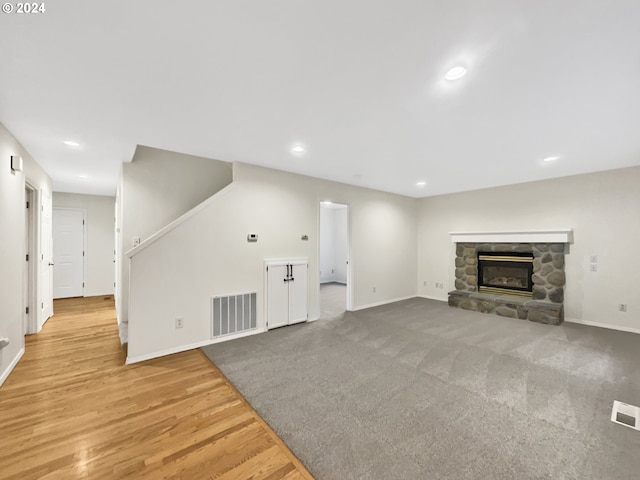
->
[{"left": 448, "top": 239, "right": 568, "bottom": 325}]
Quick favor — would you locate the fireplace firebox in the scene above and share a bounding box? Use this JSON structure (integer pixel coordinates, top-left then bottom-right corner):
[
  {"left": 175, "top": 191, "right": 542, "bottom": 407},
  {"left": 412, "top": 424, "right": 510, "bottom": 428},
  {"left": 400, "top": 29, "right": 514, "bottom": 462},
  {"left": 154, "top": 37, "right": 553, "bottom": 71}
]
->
[{"left": 477, "top": 251, "right": 533, "bottom": 297}]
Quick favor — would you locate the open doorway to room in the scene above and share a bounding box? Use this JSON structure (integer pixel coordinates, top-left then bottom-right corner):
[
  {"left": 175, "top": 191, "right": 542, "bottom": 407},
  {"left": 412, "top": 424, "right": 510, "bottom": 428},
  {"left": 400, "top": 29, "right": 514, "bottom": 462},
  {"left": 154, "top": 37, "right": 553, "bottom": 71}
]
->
[{"left": 319, "top": 201, "right": 350, "bottom": 318}]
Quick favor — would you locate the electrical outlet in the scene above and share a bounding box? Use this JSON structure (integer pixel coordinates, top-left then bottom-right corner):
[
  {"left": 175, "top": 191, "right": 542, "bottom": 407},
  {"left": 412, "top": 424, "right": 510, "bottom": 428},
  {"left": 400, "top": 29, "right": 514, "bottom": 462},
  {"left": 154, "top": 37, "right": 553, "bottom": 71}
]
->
[
  {"left": 590, "top": 264, "right": 597, "bottom": 272},
  {"left": 423, "top": 280, "right": 427, "bottom": 286},
  {"left": 175, "top": 317, "right": 184, "bottom": 328},
  {"left": 372, "top": 287, "right": 376, "bottom": 293},
  {"left": 590, "top": 255, "right": 598, "bottom": 263},
  {"left": 133, "top": 236, "right": 141, "bottom": 247},
  {"left": 619, "top": 304, "right": 627, "bottom": 313}
]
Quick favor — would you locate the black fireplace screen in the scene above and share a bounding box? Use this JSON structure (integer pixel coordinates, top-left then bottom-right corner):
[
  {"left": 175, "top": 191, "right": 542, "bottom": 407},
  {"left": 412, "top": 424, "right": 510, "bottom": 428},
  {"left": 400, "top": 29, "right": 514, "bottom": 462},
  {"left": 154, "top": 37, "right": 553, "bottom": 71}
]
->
[{"left": 477, "top": 252, "right": 534, "bottom": 295}]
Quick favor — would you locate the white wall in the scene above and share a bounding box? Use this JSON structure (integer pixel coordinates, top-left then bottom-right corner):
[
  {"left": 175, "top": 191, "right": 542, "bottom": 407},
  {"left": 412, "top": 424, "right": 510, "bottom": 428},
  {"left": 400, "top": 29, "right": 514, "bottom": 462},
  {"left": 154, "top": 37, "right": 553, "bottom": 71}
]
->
[
  {"left": 333, "top": 207, "right": 348, "bottom": 283},
  {"left": 0, "top": 122, "right": 52, "bottom": 386},
  {"left": 53, "top": 193, "right": 115, "bottom": 297},
  {"left": 127, "top": 163, "right": 417, "bottom": 362},
  {"left": 417, "top": 166, "right": 640, "bottom": 333},
  {"left": 319, "top": 205, "right": 348, "bottom": 284},
  {"left": 117, "top": 145, "right": 233, "bottom": 331},
  {"left": 319, "top": 206, "right": 334, "bottom": 283}
]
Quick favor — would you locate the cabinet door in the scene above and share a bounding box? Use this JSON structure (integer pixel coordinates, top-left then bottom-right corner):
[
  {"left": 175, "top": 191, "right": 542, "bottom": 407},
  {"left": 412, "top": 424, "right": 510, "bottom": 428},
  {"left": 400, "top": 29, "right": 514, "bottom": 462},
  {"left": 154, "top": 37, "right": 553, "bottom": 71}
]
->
[
  {"left": 267, "top": 265, "right": 289, "bottom": 329},
  {"left": 288, "top": 263, "right": 308, "bottom": 324}
]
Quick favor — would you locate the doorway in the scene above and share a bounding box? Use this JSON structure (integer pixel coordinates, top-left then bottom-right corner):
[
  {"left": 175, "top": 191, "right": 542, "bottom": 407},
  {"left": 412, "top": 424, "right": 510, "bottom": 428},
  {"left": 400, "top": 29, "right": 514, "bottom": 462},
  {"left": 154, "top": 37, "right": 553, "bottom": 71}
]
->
[
  {"left": 52, "top": 208, "right": 85, "bottom": 299},
  {"left": 319, "top": 201, "right": 350, "bottom": 318}
]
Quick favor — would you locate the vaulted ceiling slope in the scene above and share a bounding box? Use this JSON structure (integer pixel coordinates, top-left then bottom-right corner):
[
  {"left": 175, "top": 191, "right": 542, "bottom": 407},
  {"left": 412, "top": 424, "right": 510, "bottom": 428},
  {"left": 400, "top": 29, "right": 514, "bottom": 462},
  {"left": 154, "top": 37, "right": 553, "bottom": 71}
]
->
[{"left": 1, "top": 1, "right": 639, "bottom": 197}]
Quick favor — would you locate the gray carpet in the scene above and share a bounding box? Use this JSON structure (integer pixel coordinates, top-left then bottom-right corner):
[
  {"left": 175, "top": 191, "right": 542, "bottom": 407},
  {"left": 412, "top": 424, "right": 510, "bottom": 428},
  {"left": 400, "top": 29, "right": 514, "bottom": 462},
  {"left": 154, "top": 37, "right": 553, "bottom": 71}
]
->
[{"left": 202, "top": 297, "right": 640, "bottom": 480}]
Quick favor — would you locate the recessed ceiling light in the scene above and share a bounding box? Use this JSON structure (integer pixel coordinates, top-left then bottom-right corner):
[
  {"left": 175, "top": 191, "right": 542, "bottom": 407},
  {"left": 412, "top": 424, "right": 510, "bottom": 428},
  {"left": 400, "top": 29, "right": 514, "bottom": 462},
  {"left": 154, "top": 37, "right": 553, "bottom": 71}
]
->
[
  {"left": 444, "top": 66, "right": 467, "bottom": 81},
  {"left": 77, "top": 175, "right": 90, "bottom": 180},
  {"left": 416, "top": 181, "right": 427, "bottom": 187},
  {"left": 543, "top": 156, "right": 560, "bottom": 163},
  {"left": 291, "top": 144, "right": 305, "bottom": 154},
  {"left": 64, "top": 140, "right": 81, "bottom": 147}
]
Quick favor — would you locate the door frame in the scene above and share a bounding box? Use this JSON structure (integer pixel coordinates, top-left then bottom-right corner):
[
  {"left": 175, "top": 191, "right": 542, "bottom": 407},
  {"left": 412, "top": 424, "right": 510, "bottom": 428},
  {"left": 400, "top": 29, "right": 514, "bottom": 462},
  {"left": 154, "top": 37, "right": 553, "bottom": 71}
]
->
[
  {"left": 317, "top": 201, "right": 353, "bottom": 313},
  {"left": 24, "top": 183, "right": 37, "bottom": 335},
  {"left": 24, "top": 179, "right": 41, "bottom": 334},
  {"left": 52, "top": 207, "right": 87, "bottom": 299}
]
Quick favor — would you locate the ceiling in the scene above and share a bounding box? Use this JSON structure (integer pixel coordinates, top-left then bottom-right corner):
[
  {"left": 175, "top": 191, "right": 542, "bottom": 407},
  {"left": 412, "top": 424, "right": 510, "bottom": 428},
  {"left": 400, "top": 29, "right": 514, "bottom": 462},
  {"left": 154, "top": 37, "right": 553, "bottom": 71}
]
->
[{"left": 1, "top": 1, "right": 639, "bottom": 197}]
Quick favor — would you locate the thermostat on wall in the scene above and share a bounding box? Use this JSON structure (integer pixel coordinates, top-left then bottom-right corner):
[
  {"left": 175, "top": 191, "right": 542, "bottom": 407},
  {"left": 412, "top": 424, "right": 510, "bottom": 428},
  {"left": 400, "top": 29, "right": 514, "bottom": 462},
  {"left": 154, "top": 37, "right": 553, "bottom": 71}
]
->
[{"left": 247, "top": 233, "right": 258, "bottom": 242}]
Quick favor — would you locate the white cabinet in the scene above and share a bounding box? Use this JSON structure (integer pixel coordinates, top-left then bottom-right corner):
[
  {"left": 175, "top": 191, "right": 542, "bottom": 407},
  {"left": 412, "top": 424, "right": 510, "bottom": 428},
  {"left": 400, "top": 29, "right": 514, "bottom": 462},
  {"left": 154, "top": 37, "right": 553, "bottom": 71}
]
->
[{"left": 266, "top": 259, "right": 308, "bottom": 329}]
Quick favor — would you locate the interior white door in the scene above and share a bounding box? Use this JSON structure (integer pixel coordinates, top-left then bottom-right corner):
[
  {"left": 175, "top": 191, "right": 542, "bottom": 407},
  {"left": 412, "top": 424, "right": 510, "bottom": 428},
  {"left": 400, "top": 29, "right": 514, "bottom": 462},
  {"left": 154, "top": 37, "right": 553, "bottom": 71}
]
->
[
  {"left": 53, "top": 209, "right": 84, "bottom": 299},
  {"left": 288, "top": 263, "right": 308, "bottom": 324},
  {"left": 267, "top": 264, "right": 289, "bottom": 329},
  {"left": 41, "top": 192, "right": 53, "bottom": 321}
]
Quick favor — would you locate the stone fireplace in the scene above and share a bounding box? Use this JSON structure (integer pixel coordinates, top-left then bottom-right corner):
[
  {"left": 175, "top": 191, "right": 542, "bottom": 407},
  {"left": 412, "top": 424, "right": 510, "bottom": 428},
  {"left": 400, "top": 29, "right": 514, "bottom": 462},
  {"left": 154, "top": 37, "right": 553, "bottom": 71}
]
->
[{"left": 448, "top": 230, "right": 572, "bottom": 325}]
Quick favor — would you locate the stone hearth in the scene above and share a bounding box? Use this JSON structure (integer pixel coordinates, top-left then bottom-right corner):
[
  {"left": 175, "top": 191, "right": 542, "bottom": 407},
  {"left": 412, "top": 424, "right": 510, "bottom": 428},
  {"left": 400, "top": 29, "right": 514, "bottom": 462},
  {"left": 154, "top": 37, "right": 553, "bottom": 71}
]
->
[{"left": 447, "top": 231, "right": 571, "bottom": 325}]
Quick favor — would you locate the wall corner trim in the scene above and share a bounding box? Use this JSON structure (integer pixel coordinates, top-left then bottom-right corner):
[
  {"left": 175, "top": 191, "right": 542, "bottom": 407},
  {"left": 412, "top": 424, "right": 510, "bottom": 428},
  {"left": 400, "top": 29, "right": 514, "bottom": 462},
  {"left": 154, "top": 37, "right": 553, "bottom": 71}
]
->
[
  {"left": 0, "top": 347, "right": 25, "bottom": 387},
  {"left": 126, "top": 182, "right": 238, "bottom": 258}
]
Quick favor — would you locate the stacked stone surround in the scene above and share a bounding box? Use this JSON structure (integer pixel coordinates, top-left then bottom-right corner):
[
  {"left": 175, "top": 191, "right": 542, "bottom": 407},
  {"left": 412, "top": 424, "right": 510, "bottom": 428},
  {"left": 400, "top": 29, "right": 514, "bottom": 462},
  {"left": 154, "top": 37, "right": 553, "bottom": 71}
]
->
[{"left": 448, "top": 242, "right": 566, "bottom": 325}]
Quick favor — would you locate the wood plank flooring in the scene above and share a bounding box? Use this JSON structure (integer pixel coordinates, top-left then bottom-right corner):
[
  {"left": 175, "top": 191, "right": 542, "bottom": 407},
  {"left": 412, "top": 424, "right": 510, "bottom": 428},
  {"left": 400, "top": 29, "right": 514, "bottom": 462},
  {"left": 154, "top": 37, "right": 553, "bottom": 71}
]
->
[{"left": 0, "top": 296, "right": 314, "bottom": 480}]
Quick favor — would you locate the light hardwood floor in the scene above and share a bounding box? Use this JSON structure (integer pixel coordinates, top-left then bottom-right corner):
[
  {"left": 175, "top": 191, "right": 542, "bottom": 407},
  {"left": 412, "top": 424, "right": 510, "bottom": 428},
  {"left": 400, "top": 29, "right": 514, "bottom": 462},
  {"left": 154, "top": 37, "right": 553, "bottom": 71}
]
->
[{"left": 0, "top": 296, "right": 314, "bottom": 480}]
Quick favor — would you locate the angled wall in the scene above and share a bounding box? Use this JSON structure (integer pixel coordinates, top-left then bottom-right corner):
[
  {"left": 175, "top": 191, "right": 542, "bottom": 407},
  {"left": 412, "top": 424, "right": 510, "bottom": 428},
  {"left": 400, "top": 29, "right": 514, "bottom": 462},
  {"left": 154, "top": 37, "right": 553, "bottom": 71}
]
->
[
  {"left": 127, "top": 163, "right": 418, "bottom": 362},
  {"left": 116, "top": 146, "right": 233, "bottom": 336}
]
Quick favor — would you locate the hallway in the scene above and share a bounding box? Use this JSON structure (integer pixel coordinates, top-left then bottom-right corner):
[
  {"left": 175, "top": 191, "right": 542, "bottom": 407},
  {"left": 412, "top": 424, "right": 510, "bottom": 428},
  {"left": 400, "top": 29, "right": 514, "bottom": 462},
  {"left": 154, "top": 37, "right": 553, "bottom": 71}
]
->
[{"left": 0, "top": 296, "right": 312, "bottom": 480}]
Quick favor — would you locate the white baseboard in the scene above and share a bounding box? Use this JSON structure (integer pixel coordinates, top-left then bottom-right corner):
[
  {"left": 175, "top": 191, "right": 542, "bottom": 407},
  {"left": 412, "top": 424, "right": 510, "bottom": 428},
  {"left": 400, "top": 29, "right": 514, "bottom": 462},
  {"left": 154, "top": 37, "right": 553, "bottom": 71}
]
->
[
  {"left": 564, "top": 318, "right": 640, "bottom": 335},
  {"left": 418, "top": 294, "right": 448, "bottom": 302},
  {"left": 351, "top": 295, "right": 416, "bottom": 312},
  {"left": 126, "top": 327, "right": 267, "bottom": 364},
  {"left": 0, "top": 347, "right": 25, "bottom": 387},
  {"left": 85, "top": 291, "right": 115, "bottom": 298}
]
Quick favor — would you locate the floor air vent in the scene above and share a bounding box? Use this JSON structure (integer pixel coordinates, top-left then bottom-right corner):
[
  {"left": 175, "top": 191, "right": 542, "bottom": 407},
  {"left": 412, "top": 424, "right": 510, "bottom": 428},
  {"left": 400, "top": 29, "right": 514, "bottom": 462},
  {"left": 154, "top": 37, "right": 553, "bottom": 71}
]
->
[
  {"left": 212, "top": 292, "right": 257, "bottom": 338},
  {"left": 611, "top": 401, "right": 640, "bottom": 431}
]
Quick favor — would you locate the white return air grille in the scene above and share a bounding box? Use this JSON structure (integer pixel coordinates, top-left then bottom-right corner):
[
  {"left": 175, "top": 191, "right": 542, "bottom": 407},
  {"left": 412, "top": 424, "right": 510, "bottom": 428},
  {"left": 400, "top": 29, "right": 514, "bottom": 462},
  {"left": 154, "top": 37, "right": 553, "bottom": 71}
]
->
[
  {"left": 611, "top": 400, "right": 640, "bottom": 431},
  {"left": 212, "top": 292, "right": 257, "bottom": 338}
]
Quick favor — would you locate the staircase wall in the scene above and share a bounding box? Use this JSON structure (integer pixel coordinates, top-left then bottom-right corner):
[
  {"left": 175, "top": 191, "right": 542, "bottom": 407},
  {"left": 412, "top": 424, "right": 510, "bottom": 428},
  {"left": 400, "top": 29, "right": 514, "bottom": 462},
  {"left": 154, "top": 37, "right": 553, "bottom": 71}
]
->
[
  {"left": 116, "top": 146, "right": 232, "bottom": 338},
  {"left": 127, "top": 162, "right": 418, "bottom": 363}
]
